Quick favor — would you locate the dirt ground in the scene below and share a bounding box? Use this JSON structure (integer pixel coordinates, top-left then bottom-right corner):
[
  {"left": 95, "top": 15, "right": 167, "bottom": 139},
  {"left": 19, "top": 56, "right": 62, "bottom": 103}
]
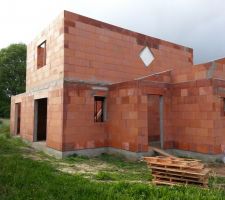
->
[
  {"left": 21, "top": 144, "right": 225, "bottom": 180},
  {"left": 21, "top": 144, "right": 151, "bottom": 182},
  {"left": 208, "top": 164, "right": 225, "bottom": 177},
  {"left": 22, "top": 146, "right": 116, "bottom": 175}
]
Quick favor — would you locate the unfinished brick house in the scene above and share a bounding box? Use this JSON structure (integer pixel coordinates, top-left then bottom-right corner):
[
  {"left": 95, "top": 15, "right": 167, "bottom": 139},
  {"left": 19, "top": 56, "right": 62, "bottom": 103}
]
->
[{"left": 10, "top": 10, "right": 225, "bottom": 159}]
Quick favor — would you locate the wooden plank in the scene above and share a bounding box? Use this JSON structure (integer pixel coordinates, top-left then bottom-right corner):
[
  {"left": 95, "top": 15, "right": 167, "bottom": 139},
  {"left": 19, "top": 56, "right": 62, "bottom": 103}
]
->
[
  {"left": 150, "top": 147, "right": 176, "bottom": 158},
  {"left": 155, "top": 156, "right": 201, "bottom": 162},
  {"left": 144, "top": 156, "right": 201, "bottom": 162},
  {"left": 147, "top": 161, "right": 204, "bottom": 171}
]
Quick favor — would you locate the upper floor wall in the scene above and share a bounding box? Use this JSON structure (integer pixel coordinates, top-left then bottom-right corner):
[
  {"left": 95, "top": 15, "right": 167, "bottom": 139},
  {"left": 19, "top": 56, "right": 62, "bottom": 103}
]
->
[
  {"left": 63, "top": 11, "right": 193, "bottom": 84},
  {"left": 26, "top": 12, "right": 64, "bottom": 92},
  {"left": 26, "top": 10, "right": 194, "bottom": 91}
]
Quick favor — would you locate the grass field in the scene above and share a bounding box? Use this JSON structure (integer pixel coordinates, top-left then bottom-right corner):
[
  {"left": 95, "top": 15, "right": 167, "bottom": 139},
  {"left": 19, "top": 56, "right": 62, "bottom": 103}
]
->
[{"left": 0, "top": 121, "right": 225, "bottom": 200}]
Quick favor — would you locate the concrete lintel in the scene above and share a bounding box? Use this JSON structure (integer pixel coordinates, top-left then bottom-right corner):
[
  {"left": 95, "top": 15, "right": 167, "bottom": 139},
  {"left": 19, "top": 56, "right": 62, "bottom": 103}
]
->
[
  {"left": 134, "top": 69, "right": 173, "bottom": 81},
  {"left": 91, "top": 86, "right": 109, "bottom": 91},
  {"left": 64, "top": 78, "right": 111, "bottom": 86}
]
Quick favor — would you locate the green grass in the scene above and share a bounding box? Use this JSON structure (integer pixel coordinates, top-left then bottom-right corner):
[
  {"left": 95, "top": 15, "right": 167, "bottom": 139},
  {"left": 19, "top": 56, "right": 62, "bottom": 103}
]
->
[
  {"left": 0, "top": 118, "right": 9, "bottom": 126},
  {"left": 0, "top": 125, "right": 225, "bottom": 199},
  {"left": 95, "top": 171, "right": 117, "bottom": 181}
]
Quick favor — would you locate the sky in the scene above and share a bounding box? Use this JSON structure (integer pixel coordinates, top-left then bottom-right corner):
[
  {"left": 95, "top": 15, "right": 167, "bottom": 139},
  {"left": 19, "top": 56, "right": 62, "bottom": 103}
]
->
[{"left": 0, "top": 0, "right": 225, "bottom": 64}]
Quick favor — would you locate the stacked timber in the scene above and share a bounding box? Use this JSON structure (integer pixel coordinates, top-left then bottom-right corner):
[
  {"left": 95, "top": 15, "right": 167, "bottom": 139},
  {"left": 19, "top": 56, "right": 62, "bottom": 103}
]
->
[{"left": 143, "top": 156, "right": 210, "bottom": 187}]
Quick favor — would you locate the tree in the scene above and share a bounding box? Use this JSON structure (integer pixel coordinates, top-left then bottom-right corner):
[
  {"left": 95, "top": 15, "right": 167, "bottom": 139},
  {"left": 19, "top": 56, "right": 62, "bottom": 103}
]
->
[{"left": 0, "top": 44, "right": 26, "bottom": 118}]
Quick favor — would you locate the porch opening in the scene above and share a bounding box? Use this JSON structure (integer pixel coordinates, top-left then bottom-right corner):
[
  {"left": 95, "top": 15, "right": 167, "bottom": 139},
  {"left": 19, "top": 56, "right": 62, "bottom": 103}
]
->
[
  {"left": 15, "top": 103, "right": 21, "bottom": 135},
  {"left": 34, "top": 98, "right": 48, "bottom": 141},
  {"left": 148, "top": 95, "right": 163, "bottom": 149}
]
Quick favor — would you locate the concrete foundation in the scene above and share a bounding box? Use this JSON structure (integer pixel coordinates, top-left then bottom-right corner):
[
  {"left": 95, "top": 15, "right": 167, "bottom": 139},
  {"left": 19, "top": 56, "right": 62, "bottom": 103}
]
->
[
  {"left": 167, "top": 149, "right": 224, "bottom": 162},
  {"left": 24, "top": 139, "right": 154, "bottom": 160},
  {"left": 23, "top": 138, "right": 224, "bottom": 162}
]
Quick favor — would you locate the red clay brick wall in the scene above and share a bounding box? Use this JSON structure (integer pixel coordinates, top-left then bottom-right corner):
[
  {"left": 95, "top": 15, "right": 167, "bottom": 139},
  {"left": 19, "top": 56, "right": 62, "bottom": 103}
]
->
[
  {"left": 20, "top": 95, "right": 35, "bottom": 141},
  {"left": 15, "top": 11, "right": 65, "bottom": 151},
  {"left": 172, "top": 64, "right": 210, "bottom": 83},
  {"left": 172, "top": 58, "right": 225, "bottom": 83},
  {"left": 212, "top": 59, "right": 225, "bottom": 80},
  {"left": 169, "top": 80, "right": 219, "bottom": 154},
  {"left": 10, "top": 97, "right": 16, "bottom": 136},
  {"left": 10, "top": 87, "right": 64, "bottom": 151},
  {"left": 107, "top": 83, "right": 148, "bottom": 152},
  {"left": 10, "top": 94, "right": 34, "bottom": 141},
  {"left": 62, "top": 83, "right": 107, "bottom": 151},
  {"left": 46, "top": 88, "right": 64, "bottom": 150},
  {"left": 212, "top": 79, "right": 225, "bottom": 154},
  {"left": 63, "top": 11, "right": 192, "bottom": 84},
  {"left": 26, "top": 12, "right": 64, "bottom": 91},
  {"left": 107, "top": 79, "right": 172, "bottom": 153},
  {"left": 213, "top": 96, "right": 225, "bottom": 154}
]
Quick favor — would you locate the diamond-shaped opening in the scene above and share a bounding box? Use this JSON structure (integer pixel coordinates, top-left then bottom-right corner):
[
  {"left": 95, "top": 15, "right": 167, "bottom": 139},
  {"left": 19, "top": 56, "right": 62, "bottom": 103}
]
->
[{"left": 139, "top": 47, "right": 154, "bottom": 67}]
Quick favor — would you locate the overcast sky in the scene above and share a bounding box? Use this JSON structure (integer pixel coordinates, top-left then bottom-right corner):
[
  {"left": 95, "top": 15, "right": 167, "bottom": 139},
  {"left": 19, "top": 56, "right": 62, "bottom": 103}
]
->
[{"left": 0, "top": 0, "right": 225, "bottom": 64}]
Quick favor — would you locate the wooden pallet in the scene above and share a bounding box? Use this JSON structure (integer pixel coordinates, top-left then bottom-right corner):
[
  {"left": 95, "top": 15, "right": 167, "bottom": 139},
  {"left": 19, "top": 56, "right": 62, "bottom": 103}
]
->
[
  {"left": 144, "top": 156, "right": 204, "bottom": 169},
  {"left": 144, "top": 156, "right": 204, "bottom": 171},
  {"left": 153, "top": 173, "right": 208, "bottom": 185},
  {"left": 143, "top": 156, "right": 210, "bottom": 187},
  {"left": 151, "top": 167, "right": 209, "bottom": 178}
]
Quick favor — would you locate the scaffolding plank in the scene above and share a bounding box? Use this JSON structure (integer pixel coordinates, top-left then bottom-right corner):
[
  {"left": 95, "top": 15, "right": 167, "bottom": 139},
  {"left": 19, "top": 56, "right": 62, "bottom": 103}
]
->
[{"left": 150, "top": 147, "right": 176, "bottom": 158}]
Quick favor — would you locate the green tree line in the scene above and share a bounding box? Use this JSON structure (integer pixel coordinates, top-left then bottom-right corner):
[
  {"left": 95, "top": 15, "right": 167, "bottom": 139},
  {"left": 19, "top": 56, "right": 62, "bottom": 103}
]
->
[{"left": 0, "top": 44, "right": 26, "bottom": 118}]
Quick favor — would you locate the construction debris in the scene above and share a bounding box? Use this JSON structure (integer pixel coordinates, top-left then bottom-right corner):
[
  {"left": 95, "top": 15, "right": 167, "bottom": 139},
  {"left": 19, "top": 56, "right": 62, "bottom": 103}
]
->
[{"left": 143, "top": 156, "right": 210, "bottom": 187}]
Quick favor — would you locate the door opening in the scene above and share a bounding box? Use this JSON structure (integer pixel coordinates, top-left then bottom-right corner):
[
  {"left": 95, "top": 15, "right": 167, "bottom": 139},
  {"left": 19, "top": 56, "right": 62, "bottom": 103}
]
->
[
  {"left": 148, "top": 95, "right": 163, "bottom": 149},
  {"left": 15, "top": 103, "right": 21, "bottom": 135},
  {"left": 34, "top": 98, "right": 48, "bottom": 141}
]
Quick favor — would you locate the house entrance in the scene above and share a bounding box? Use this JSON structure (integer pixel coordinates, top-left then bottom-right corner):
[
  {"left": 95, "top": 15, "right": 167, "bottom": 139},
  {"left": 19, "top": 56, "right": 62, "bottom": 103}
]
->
[
  {"left": 15, "top": 103, "right": 21, "bottom": 135},
  {"left": 34, "top": 98, "right": 48, "bottom": 141},
  {"left": 148, "top": 95, "right": 163, "bottom": 149}
]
